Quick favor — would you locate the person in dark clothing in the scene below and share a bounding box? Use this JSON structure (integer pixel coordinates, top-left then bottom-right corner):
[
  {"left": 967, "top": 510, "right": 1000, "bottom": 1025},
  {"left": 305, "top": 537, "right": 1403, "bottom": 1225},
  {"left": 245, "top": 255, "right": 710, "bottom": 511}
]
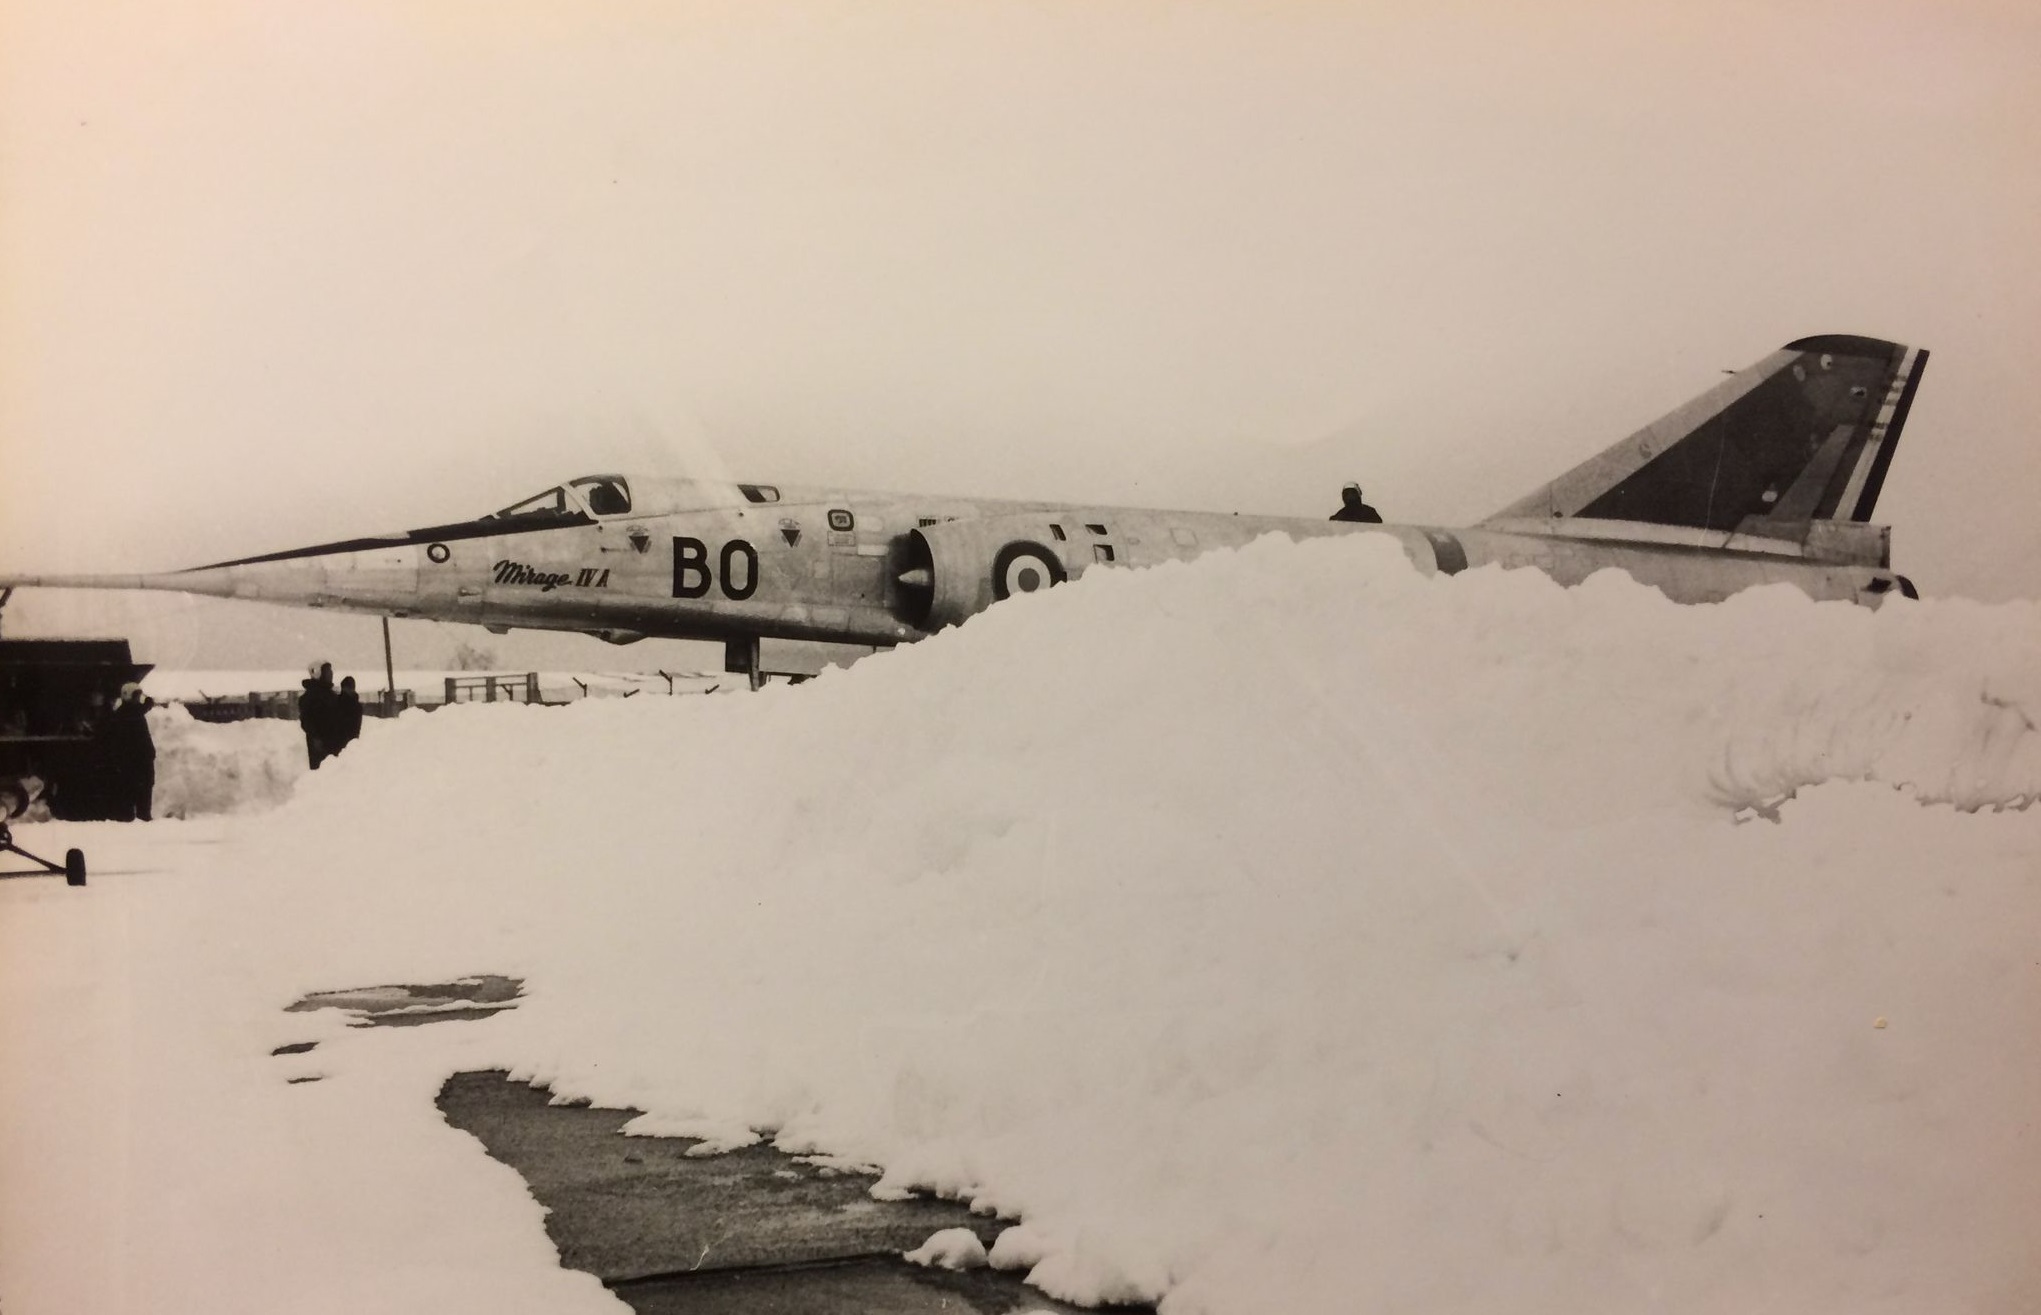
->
[
  {"left": 331, "top": 676, "right": 364, "bottom": 758},
  {"left": 65, "top": 688, "right": 113, "bottom": 821},
  {"left": 105, "top": 683, "right": 156, "bottom": 822},
  {"left": 300, "top": 662, "right": 338, "bottom": 770},
  {"left": 1329, "top": 484, "right": 1383, "bottom": 524}
]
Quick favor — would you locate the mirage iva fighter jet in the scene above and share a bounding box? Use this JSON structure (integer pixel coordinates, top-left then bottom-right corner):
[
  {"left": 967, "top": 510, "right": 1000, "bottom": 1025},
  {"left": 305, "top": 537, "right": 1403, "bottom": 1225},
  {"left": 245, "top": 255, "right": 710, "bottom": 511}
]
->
[{"left": 1, "top": 334, "right": 1926, "bottom": 686}]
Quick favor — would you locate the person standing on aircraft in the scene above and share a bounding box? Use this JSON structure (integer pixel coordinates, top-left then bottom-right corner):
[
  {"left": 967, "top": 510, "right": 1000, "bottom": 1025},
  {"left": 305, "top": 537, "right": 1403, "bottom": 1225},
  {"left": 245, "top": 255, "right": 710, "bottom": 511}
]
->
[
  {"left": 1330, "top": 484, "right": 1383, "bottom": 523},
  {"left": 300, "top": 662, "right": 338, "bottom": 770},
  {"left": 331, "top": 676, "right": 363, "bottom": 757},
  {"left": 105, "top": 683, "right": 155, "bottom": 821}
]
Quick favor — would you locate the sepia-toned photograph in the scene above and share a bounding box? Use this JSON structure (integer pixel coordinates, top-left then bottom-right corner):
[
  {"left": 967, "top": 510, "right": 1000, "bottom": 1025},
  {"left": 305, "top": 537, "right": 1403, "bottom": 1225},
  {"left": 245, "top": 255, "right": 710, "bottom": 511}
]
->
[{"left": 2, "top": 3, "right": 2038, "bottom": 1312}]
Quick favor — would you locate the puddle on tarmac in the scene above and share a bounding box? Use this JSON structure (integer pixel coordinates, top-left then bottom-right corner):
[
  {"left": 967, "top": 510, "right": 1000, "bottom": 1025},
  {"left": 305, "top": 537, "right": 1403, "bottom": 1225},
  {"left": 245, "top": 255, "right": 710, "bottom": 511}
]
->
[{"left": 284, "top": 974, "right": 523, "bottom": 1027}]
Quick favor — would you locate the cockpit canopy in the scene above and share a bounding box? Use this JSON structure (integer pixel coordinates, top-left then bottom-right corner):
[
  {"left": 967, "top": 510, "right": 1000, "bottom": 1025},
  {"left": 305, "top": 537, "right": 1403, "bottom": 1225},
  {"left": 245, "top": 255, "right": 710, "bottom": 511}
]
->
[
  {"left": 487, "top": 475, "right": 633, "bottom": 522},
  {"left": 481, "top": 476, "right": 782, "bottom": 523}
]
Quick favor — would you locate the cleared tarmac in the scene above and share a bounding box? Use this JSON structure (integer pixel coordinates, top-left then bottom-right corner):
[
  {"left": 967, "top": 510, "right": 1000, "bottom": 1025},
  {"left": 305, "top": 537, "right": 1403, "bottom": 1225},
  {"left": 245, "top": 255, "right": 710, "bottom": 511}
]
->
[
  {"left": 286, "top": 977, "right": 1119, "bottom": 1313},
  {"left": 438, "top": 1072, "right": 1106, "bottom": 1314}
]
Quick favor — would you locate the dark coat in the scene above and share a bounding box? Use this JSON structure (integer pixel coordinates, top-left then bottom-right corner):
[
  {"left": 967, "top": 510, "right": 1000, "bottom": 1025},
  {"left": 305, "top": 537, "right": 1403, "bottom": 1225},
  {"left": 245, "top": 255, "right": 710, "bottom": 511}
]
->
[
  {"left": 335, "top": 691, "right": 363, "bottom": 748},
  {"left": 300, "top": 678, "right": 337, "bottom": 743},
  {"left": 1330, "top": 488, "right": 1383, "bottom": 523},
  {"left": 101, "top": 696, "right": 156, "bottom": 820},
  {"left": 106, "top": 698, "right": 155, "bottom": 766}
]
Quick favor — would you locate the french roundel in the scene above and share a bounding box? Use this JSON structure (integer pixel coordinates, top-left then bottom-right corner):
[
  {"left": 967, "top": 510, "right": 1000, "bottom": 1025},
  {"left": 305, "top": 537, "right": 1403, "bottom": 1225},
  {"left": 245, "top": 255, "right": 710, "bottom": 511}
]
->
[
  {"left": 426, "top": 542, "right": 451, "bottom": 564},
  {"left": 991, "top": 542, "right": 1066, "bottom": 601}
]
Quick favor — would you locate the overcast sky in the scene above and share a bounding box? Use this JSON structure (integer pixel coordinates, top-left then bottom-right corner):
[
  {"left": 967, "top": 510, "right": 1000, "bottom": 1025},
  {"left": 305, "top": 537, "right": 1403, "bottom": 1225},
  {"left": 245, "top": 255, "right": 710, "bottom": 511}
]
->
[{"left": 3, "top": 0, "right": 2037, "bottom": 668}]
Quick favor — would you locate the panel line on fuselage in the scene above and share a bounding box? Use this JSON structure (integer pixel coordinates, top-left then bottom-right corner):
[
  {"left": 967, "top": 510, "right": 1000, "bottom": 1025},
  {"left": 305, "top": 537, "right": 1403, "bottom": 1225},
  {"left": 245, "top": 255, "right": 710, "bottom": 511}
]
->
[{"left": 188, "top": 514, "right": 593, "bottom": 572}]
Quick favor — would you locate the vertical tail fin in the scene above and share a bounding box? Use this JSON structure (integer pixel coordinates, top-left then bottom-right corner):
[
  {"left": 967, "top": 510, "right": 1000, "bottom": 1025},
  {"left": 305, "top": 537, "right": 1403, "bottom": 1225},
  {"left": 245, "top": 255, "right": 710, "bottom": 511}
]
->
[{"left": 1486, "top": 335, "right": 1927, "bottom": 535}]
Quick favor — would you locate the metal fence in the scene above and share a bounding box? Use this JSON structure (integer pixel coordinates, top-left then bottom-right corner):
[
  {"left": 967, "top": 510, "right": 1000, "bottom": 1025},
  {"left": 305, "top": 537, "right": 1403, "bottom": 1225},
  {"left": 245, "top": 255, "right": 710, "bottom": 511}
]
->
[
  {"left": 174, "top": 671, "right": 713, "bottom": 722},
  {"left": 182, "top": 687, "right": 421, "bottom": 723},
  {"left": 443, "top": 672, "right": 543, "bottom": 705}
]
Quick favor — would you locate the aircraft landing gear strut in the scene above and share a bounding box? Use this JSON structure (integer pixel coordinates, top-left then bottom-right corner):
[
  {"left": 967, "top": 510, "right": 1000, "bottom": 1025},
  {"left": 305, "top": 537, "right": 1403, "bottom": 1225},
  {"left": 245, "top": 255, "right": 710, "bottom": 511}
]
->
[
  {"left": 725, "top": 636, "right": 768, "bottom": 692},
  {"left": 0, "top": 822, "right": 85, "bottom": 886}
]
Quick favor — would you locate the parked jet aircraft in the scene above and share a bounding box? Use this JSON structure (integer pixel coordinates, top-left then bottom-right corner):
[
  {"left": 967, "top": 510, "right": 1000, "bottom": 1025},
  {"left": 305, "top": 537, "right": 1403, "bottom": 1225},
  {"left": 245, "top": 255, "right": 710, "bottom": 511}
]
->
[{"left": 0, "top": 334, "right": 1925, "bottom": 686}]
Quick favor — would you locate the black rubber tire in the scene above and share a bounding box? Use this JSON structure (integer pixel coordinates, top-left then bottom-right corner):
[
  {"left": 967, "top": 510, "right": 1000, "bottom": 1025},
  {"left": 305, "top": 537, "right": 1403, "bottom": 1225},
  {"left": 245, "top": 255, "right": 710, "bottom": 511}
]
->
[{"left": 65, "top": 849, "right": 85, "bottom": 886}]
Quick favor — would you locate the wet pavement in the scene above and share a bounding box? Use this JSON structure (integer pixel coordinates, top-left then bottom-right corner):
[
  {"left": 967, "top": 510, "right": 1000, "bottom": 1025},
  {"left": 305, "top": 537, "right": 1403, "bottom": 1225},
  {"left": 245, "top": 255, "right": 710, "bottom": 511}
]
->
[
  {"left": 285, "top": 973, "right": 523, "bottom": 1027},
  {"left": 437, "top": 1071, "right": 1109, "bottom": 1314},
  {"left": 279, "top": 978, "right": 1129, "bottom": 1313},
  {"left": 609, "top": 1255, "right": 1080, "bottom": 1315}
]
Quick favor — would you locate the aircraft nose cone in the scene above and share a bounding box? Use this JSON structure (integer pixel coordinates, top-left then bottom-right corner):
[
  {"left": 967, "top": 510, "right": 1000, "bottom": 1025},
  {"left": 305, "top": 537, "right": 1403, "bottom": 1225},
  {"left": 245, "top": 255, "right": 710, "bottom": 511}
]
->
[
  {"left": 205, "top": 544, "right": 421, "bottom": 613},
  {"left": 218, "top": 560, "right": 333, "bottom": 602}
]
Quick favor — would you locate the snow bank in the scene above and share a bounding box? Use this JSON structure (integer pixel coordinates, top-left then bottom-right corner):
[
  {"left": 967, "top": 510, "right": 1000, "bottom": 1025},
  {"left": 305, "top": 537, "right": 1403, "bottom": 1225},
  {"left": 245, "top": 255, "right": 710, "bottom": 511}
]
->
[
  {"left": 11, "top": 534, "right": 2041, "bottom": 1314},
  {"left": 135, "top": 667, "right": 720, "bottom": 820},
  {"left": 147, "top": 705, "right": 309, "bottom": 818}
]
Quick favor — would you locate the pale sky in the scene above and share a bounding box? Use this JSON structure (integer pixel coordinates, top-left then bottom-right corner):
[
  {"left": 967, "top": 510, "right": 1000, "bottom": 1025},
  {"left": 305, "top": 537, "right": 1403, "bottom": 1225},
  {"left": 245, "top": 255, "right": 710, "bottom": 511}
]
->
[{"left": 3, "top": 0, "right": 2037, "bottom": 668}]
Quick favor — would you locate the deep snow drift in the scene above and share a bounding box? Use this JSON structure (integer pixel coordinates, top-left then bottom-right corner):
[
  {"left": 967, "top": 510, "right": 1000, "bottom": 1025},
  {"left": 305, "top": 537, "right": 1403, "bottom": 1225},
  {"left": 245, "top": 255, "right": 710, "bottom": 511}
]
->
[
  {"left": 147, "top": 705, "right": 309, "bottom": 817},
  {"left": 4, "top": 534, "right": 2038, "bottom": 1314}
]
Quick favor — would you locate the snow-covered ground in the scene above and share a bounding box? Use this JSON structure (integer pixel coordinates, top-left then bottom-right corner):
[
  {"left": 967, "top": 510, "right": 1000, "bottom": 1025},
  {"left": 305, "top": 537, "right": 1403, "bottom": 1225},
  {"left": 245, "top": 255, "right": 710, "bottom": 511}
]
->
[{"left": 4, "top": 534, "right": 2038, "bottom": 1314}]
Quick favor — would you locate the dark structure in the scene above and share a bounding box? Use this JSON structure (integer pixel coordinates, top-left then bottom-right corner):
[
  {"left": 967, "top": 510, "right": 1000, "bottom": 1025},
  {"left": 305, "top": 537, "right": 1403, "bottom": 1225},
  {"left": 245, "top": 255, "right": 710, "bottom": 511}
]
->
[{"left": 0, "top": 639, "right": 153, "bottom": 822}]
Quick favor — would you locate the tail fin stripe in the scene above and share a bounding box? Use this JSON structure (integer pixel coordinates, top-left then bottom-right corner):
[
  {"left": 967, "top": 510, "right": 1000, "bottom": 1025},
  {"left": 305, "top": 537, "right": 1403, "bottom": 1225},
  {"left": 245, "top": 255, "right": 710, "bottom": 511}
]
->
[
  {"left": 1841, "top": 346, "right": 1926, "bottom": 523},
  {"left": 1763, "top": 424, "right": 1859, "bottom": 524},
  {"left": 1831, "top": 345, "right": 1911, "bottom": 518}
]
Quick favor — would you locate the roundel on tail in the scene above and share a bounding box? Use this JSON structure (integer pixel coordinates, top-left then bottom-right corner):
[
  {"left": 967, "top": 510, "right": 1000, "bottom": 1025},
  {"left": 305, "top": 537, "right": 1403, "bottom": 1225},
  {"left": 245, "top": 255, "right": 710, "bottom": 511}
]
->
[{"left": 991, "top": 542, "right": 1066, "bottom": 601}]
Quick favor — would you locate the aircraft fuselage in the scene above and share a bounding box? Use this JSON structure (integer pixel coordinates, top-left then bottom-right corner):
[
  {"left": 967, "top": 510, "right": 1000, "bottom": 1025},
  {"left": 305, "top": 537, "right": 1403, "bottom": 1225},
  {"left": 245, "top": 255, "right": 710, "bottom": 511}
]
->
[
  {"left": 42, "top": 479, "right": 1907, "bottom": 655},
  {"left": 0, "top": 335, "right": 1931, "bottom": 672}
]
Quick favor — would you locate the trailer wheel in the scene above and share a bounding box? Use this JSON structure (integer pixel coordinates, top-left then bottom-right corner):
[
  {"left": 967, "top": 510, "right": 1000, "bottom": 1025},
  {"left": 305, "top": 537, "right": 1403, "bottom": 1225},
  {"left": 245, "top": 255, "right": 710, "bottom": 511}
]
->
[{"left": 65, "top": 849, "right": 85, "bottom": 886}]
